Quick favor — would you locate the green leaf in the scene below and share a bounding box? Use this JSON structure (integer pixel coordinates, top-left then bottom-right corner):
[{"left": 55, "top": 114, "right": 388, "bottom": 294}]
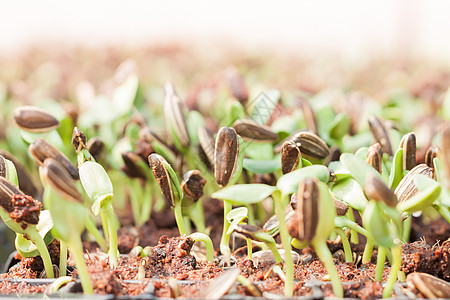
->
[
  {"left": 340, "top": 153, "right": 385, "bottom": 188},
  {"left": 243, "top": 142, "right": 273, "bottom": 160},
  {"left": 397, "top": 174, "right": 441, "bottom": 213},
  {"left": 15, "top": 210, "right": 54, "bottom": 257},
  {"left": 212, "top": 184, "right": 276, "bottom": 205},
  {"left": 5, "top": 159, "right": 18, "bottom": 186},
  {"left": 328, "top": 161, "right": 350, "bottom": 182},
  {"left": 313, "top": 181, "right": 336, "bottom": 243},
  {"left": 79, "top": 161, "right": 113, "bottom": 215},
  {"left": 328, "top": 113, "right": 350, "bottom": 141},
  {"left": 331, "top": 177, "right": 367, "bottom": 212},
  {"left": 362, "top": 201, "right": 396, "bottom": 248},
  {"left": 243, "top": 157, "right": 281, "bottom": 174},
  {"left": 187, "top": 110, "right": 205, "bottom": 146},
  {"left": 277, "top": 165, "right": 330, "bottom": 195},
  {"left": 112, "top": 74, "right": 139, "bottom": 115},
  {"left": 388, "top": 148, "right": 404, "bottom": 189},
  {"left": 226, "top": 207, "right": 248, "bottom": 235}
]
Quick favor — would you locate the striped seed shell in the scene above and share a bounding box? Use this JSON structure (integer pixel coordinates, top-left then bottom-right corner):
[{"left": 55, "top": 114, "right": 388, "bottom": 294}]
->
[
  {"left": 198, "top": 126, "right": 215, "bottom": 168},
  {"left": 368, "top": 115, "right": 393, "bottom": 157},
  {"left": 0, "top": 150, "right": 40, "bottom": 198},
  {"left": 232, "top": 119, "right": 278, "bottom": 142},
  {"left": 181, "top": 170, "right": 206, "bottom": 201},
  {"left": 148, "top": 153, "right": 174, "bottom": 207},
  {"left": 214, "top": 127, "right": 239, "bottom": 187},
  {"left": 87, "top": 137, "right": 104, "bottom": 160},
  {"left": 0, "top": 155, "right": 6, "bottom": 178},
  {"left": 234, "top": 224, "right": 264, "bottom": 241},
  {"left": 263, "top": 204, "right": 294, "bottom": 236},
  {"left": 164, "top": 82, "right": 190, "bottom": 148},
  {"left": 364, "top": 173, "right": 397, "bottom": 207},
  {"left": 425, "top": 145, "right": 439, "bottom": 169},
  {"left": 14, "top": 106, "right": 59, "bottom": 133},
  {"left": 366, "top": 143, "right": 383, "bottom": 174},
  {"left": 281, "top": 140, "right": 301, "bottom": 174},
  {"left": 399, "top": 132, "right": 416, "bottom": 171},
  {"left": 41, "top": 158, "right": 83, "bottom": 203},
  {"left": 199, "top": 268, "right": 239, "bottom": 300},
  {"left": 287, "top": 178, "right": 319, "bottom": 242},
  {"left": 394, "top": 164, "right": 434, "bottom": 203},
  {"left": 29, "top": 138, "right": 79, "bottom": 180},
  {"left": 332, "top": 198, "right": 349, "bottom": 216},
  {"left": 0, "top": 176, "right": 24, "bottom": 212},
  {"left": 407, "top": 272, "right": 450, "bottom": 299},
  {"left": 122, "top": 151, "right": 148, "bottom": 179},
  {"left": 292, "top": 131, "right": 330, "bottom": 159}
]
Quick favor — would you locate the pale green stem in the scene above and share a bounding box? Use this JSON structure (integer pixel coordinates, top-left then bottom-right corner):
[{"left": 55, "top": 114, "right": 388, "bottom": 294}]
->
[
  {"left": 246, "top": 238, "right": 253, "bottom": 260},
  {"left": 435, "top": 205, "right": 450, "bottom": 223},
  {"left": 174, "top": 203, "right": 187, "bottom": 235},
  {"left": 189, "top": 198, "right": 206, "bottom": 233},
  {"left": 347, "top": 208, "right": 359, "bottom": 244},
  {"left": 273, "top": 191, "right": 294, "bottom": 297},
  {"left": 402, "top": 216, "right": 412, "bottom": 242},
  {"left": 188, "top": 232, "right": 214, "bottom": 263},
  {"left": 69, "top": 237, "right": 93, "bottom": 294},
  {"left": 313, "top": 239, "right": 343, "bottom": 298},
  {"left": 139, "top": 185, "right": 153, "bottom": 227},
  {"left": 84, "top": 211, "right": 107, "bottom": 251},
  {"left": 183, "top": 216, "right": 192, "bottom": 234},
  {"left": 103, "top": 203, "right": 118, "bottom": 268},
  {"left": 362, "top": 240, "right": 374, "bottom": 264},
  {"left": 100, "top": 211, "right": 109, "bottom": 240},
  {"left": 59, "top": 241, "right": 68, "bottom": 277},
  {"left": 383, "top": 245, "right": 402, "bottom": 298},
  {"left": 129, "top": 180, "right": 142, "bottom": 227},
  {"left": 267, "top": 241, "right": 283, "bottom": 264},
  {"left": 335, "top": 228, "right": 353, "bottom": 263},
  {"left": 246, "top": 204, "right": 255, "bottom": 224},
  {"left": 375, "top": 246, "right": 387, "bottom": 282},
  {"left": 219, "top": 200, "right": 232, "bottom": 265},
  {"left": 24, "top": 227, "right": 54, "bottom": 278}
]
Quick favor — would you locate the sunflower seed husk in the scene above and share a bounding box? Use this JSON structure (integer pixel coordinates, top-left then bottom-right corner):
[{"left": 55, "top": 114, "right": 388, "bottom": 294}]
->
[
  {"left": 71, "top": 127, "right": 87, "bottom": 153},
  {"left": 148, "top": 153, "right": 174, "bottom": 207},
  {"left": 0, "top": 150, "right": 41, "bottom": 198},
  {"left": 198, "top": 126, "right": 215, "bottom": 168},
  {"left": 263, "top": 204, "right": 295, "bottom": 236},
  {"left": 394, "top": 164, "right": 434, "bottom": 203},
  {"left": 0, "top": 177, "right": 24, "bottom": 212},
  {"left": 332, "top": 198, "right": 349, "bottom": 216},
  {"left": 29, "top": 138, "right": 79, "bottom": 180},
  {"left": 199, "top": 268, "right": 240, "bottom": 300},
  {"left": 226, "top": 66, "right": 248, "bottom": 104},
  {"left": 324, "top": 146, "right": 341, "bottom": 166},
  {"left": 41, "top": 158, "right": 83, "bottom": 203},
  {"left": 164, "top": 82, "right": 190, "bottom": 148},
  {"left": 366, "top": 143, "right": 383, "bottom": 174},
  {"left": 253, "top": 173, "right": 277, "bottom": 186},
  {"left": 399, "top": 132, "right": 416, "bottom": 171},
  {"left": 214, "top": 127, "right": 239, "bottom": 187},
  {"left": 234, "top": 224, "right": 264, "bottom": 241},
  {"left": 364, "top": 173, "right": 397, "bottom": 207},
  {"left": 121, "top": 152, "right": 147, "bottom": 179},
  {"left": 368, "top": 115, "right": 393, "bottom": 157},
  {"left": 181, "top": 170, "right": 206, "bottom": 202},
  {"left": 232, "top": 119, "right": 278, "bottom": 142},
  {"left": 425, "top": 145, "right": 439, "bottom": 169},
  {"left": 299, "top": 98, "right": 318, "bottom": 134},
  {"left": 407, "top": 272, "right": 450, "bottom": 299},
  {"left": 14, "top": 106, "right": 59, "bottom": 133},
  {"left": 86, "top": 137, "right": 104, "bottom": 160},
  {"left": 281, "top": 140, "right": 301, "bottom": 174},
  {"left": 292, "top": 131, "right": 330, "bottom": 159},
  {"left": 0, "top": 177, "right": 40, "bottom": 225},
  {"left": 0, "top": 155, "right": 6, "bottom": 178},
  {"left": 286, "top": 178, "right": 319, "bottom": 242}
]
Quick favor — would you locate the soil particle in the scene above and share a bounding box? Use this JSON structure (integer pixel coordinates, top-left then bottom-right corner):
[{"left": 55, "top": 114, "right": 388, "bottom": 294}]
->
[
  {"left": 402, "top": 239, "right": 450, "bottom": 280},
  {"left": 9, "top": 194, "right": 41, "bottom": 225}
]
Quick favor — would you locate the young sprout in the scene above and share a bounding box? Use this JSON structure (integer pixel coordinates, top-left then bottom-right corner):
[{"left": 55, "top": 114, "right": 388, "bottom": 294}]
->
[
  {"left": 164, "top": 82, "right": 190, "bottom": 150},
  {"left": 148, "top": 153, "right": 186, "bottom": 235},
  {"left": 399, "top": 132, "right": 416, "bottom": 172},
  {"left": 291, "top": 131, "right": 330, "bottom": 160},
  {"left": 187, "top": 232, "right": 214, "bottom": 263},
  {"left": 287, "top": 178, "right": 343, "bottom": 298},
  {"left": 79, "top": 161, "right": 118, "bottom": 268},
  {"left": 14, "top": 106, "right": 60, "bottom": 133},
  {"left": 0, "top": 177, "right": 54, "bottom": 278},
  {"left": 214, "top": 127, "right": 240, "bottom": 187},
  {"left": 41, "top": 158, "right": 94, "bottom": 293},
  {"left": 280, "top": 140, "right": 301, "bottom": 174},
  {"left": 425, "top": 145, "right": 439, "bottom": 169},
  {"left": 368, "top": 115, "right": 393, "bottom": 157},
  {"left": 181, "top": 170, "right": 207, "bottom": 233},
  {"left": 366, "top": 143, "right": 383, "bottom": 174}
]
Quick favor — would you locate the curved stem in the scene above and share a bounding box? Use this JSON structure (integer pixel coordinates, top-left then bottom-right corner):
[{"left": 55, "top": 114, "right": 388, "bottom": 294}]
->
[
  {"left": 24, "top": 227, "right": 54, "bottom": 278},
  {"left": 103, "top": 203, "right": 118, "bottom": 268},
  {"left": 313, "top": 239, "right": 343, "bottom": 298},
  {"left": 246, "top": 238, "right": 253, "bottom": 260},
  {"left": 174, "top": 203, "right": 187, "bottom": 235},
  {"left": 383, "top": 245, "right": 401, "bottom": 298},
  {"left": 220, "top": 200, "right": 232, "bottom": 265},
  {"left": 273, "top": 191, "right": 294, "bottom": 297},
  {"left": 188, "top": 232, "right": 214, "bottom": 263},
  {"left": 69, "top": 237, "right": 93, "bottom": 294},
  {"left": 84, "top": 211, "right": 107, "bottom": 251},
  {"left": 402, "top": 216, "right": 412, "bottom": 242},
  {"left": 267, "top": 241, "right": 283, "bottom": 264},
  {"left": 375, "top": 246, "right": 387, "bottom": 282},
  {"left": 347, "top": 208, "right": 359, "bottom": 244},
  {"left": 435, "top": 205, "right": 450, "bottom": 223},
  {"left": 335, "top": 228, "right": 353, "bottom": 263},
  {"left": 59, "top": 241, "right": 68, "bottom": 277}
]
